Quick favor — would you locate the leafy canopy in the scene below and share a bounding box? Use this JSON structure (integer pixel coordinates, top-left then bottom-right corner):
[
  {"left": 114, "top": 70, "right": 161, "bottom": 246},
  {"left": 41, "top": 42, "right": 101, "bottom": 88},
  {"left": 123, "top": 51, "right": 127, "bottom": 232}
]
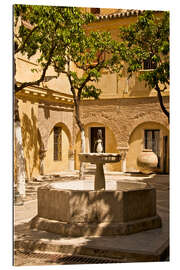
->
[
  {"left": 118, "top": 11, "right": 169, "bottom": 90},
  {"left": 14, "top": 5, "right": 121, "bottom": 101}
]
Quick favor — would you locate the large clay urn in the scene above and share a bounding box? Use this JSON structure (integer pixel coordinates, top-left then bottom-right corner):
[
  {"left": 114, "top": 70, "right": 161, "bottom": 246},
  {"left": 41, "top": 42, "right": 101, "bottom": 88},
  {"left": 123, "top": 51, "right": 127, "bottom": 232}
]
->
[{"left": 137, "top": 149, "right": 158, "bottom": 174}]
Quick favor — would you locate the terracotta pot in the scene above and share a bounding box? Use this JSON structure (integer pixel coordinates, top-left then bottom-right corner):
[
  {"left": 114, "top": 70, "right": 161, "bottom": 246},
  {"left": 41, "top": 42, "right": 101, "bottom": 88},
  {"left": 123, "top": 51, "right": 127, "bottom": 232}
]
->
[{"left": 137, "top": 149, "right": 158, "bottom": 174}]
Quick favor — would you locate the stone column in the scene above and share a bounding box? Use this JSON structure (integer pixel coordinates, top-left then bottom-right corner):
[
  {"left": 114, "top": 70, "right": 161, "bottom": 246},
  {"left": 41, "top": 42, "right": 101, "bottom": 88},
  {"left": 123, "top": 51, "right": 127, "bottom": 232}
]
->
[
  {"left": 117, "top": 146, "right": 129, "bottom": 173},
  {"left": 39, "top": 148, "right": 47, "bottom": 175}
]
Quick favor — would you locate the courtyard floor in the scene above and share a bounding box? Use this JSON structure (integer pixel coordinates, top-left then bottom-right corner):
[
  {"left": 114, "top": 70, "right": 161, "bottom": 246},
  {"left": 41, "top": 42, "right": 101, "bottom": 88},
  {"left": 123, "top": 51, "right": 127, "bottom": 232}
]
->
[{"left": 14, "top": 172, "right": 169, "bottom": 266}]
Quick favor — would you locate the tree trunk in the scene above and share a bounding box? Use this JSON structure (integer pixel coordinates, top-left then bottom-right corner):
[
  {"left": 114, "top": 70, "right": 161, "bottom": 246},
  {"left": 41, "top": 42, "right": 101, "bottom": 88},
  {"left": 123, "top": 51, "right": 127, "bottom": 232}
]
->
[
  {"left": 79, "top": 129, "right": 85, "bottom": 179},
  {"left": 14, "top": 97, "right": 26, "bottom": 203},
  {"left": 73, "top": 94, "right": 85, "bottom": 179},
  {"left": 156, "top": 85, "right": 169, "bottom": 122}
]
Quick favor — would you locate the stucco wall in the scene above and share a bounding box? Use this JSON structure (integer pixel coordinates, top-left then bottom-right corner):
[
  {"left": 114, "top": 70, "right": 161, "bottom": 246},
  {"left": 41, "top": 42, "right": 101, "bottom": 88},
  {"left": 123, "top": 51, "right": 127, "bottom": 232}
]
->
[
  {"left": 18, "top": 99, "right": 40, "bottom": 180},
  {"left": 17, "top": 96, "right": 74, "bottom": 179}
]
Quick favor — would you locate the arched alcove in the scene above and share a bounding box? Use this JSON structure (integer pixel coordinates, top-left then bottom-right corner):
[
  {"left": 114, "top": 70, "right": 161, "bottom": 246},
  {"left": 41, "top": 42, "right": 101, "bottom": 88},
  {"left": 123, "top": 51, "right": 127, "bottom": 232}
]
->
[
  {"left": 126, "top": 121, "right": 169, "bottom": 173},
  {"left": 43, "top": 122, "right": 72, "bottom": 174}
]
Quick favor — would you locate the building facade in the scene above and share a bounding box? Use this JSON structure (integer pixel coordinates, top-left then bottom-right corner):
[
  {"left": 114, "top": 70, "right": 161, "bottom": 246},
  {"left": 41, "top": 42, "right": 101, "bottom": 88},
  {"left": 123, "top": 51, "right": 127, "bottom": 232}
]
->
[{"left": 14, "top": 8, "right": 169, "bottom": 182}]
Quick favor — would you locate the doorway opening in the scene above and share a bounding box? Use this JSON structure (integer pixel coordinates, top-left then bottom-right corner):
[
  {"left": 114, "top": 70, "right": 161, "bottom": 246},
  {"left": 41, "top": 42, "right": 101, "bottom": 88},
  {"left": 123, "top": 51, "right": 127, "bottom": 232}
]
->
[{"left": 90, "top": 127, "right": 105, "bottom": 153}]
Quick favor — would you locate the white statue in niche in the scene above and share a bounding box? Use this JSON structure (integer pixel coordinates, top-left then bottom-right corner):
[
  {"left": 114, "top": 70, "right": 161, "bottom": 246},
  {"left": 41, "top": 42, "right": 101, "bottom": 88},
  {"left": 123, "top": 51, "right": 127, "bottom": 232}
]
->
[{"left": 94, "top": 129, "right": 104, "bottom": 153}]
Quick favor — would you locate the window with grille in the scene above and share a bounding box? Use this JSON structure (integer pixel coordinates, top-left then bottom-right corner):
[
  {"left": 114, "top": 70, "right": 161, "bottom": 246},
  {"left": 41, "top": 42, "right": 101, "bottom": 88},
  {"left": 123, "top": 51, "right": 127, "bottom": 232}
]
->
[
  {"left": 144, "top": 129, "right": 160, "bottom": 167},
  {"left": 54, "top": 127, "right": 62, "bottom": 161}
]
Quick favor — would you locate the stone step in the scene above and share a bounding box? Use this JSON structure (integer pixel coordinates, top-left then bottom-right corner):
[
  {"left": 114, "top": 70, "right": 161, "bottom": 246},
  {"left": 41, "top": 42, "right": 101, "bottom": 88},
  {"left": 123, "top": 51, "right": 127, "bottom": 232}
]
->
[
  {"left": 23, "top": 194, "right": 37, "bottom": 202},
  {"left": 26, "top": 185, "right": 37, "bottom": 190},
  {"left": 29, "top": 181, "right": 45, "bottom": 186},
  {"left": 25, "top": 189, "right": 37, "bottom": 194}
]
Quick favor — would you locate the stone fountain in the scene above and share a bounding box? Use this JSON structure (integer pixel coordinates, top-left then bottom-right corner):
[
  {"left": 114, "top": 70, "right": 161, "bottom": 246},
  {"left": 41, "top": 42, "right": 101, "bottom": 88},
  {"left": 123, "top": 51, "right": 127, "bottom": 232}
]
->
[
  {"left": 31, "top": 129, "right": 161, "bottom": 237},
  {"left": 79, "top": 153, "right": 121, "bottom": 190}
]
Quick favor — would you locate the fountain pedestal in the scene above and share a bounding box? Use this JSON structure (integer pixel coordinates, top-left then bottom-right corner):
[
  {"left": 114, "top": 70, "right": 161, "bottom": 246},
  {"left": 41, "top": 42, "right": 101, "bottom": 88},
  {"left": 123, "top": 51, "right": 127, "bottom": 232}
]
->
[
  {"left": 79, "top": 153, "right": 121, "bottom": 190},
  {"left": 95, "top": 163, "right": 105, "bottom": 190}
]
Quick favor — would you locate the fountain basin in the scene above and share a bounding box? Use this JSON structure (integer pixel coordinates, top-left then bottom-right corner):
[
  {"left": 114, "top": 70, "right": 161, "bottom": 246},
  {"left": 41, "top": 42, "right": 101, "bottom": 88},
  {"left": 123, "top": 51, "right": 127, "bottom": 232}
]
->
[
  {"left": 31, "top": 180, "right": 161, "bottom": 237},
  {"left": 79, "top": 153, "right": 121, "bottom": 164}
]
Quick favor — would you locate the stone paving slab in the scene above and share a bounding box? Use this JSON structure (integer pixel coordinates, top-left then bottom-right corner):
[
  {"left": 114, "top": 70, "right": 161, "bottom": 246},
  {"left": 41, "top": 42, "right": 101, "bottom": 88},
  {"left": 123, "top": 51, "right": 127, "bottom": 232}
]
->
[{"left": 14, "top": 199, "right": 37, "bottom": 225}]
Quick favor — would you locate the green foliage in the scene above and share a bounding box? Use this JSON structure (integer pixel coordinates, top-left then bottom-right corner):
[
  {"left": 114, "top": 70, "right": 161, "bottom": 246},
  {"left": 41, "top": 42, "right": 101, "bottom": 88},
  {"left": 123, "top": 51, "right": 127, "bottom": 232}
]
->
[
  {"left": 14, "top": 4, "right": 121, "bottom": 101},
  {"left": 14, "top": 5, "right": 94, "bottom": 66},
  {"left": 82, "top": 85, "right": 101, "bottom": 99},
  {"left": 118, "top": 10, "right": 169, "bottom": 90}
]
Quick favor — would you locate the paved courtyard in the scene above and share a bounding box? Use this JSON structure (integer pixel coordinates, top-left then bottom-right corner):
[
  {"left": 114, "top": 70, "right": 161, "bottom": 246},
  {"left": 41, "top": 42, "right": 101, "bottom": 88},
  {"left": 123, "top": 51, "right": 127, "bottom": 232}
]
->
[{"left": 14, "top": 172, "right": 169, "bottom": 266}]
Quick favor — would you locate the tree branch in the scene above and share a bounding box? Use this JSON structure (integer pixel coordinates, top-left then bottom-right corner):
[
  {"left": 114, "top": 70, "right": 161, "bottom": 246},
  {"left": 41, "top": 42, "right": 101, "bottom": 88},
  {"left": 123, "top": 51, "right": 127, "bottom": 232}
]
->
[
  {"left": 155, "top": 85, "right": 169, "bottom": 121},
  {"left": 15, "top": 42, "right": 56, "bottom": 93},
  {"left": 77, "top": 73, "right": 91, "bottom": 101},
  {"left": 77, "top": 53, "right": 105, "bottom": 100},
  {"left": 15, "top": 25, "right": 39, "bottom": 54}
]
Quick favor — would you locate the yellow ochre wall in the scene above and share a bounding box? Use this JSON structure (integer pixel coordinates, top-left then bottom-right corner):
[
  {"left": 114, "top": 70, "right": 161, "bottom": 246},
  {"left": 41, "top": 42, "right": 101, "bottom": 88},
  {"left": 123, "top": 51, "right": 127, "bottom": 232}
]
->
[
  {"left": 126, "top": 122, "right": 169, "bottom": 172},
  {"left": 15, "top": 52, "right": 71, "bottom": 96},
  {"left": 18, "top": 99, "right": 41, "bottom": 180}
]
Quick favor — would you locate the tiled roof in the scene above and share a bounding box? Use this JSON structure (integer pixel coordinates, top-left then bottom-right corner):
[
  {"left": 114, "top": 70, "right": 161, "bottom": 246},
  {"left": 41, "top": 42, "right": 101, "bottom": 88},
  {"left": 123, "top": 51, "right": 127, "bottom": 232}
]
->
[{"left": 96, "top": 9, "right": 144, "bottom": 20}]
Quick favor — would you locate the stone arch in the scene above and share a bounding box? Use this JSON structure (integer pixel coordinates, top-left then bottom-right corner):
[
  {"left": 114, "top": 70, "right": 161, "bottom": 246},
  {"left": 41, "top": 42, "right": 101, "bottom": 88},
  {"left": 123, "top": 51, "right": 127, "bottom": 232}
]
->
[
  {"left": 126, "top": 116, "right": 169, "bottom": 173},
  {"left": 127, "top": 112, "right": 169, "bottom": 146},
  {"left": 48, "top": 122, "right": 72, "bottom": 147},
  {"left": 40, "top": 120, "right": 72, "bottom": 151},
  {"left": 76, "top": 116, "right": 120, "bottom": 147},
  {"left": 42, "top": 121, "right": 74, "bottom": 174}
]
